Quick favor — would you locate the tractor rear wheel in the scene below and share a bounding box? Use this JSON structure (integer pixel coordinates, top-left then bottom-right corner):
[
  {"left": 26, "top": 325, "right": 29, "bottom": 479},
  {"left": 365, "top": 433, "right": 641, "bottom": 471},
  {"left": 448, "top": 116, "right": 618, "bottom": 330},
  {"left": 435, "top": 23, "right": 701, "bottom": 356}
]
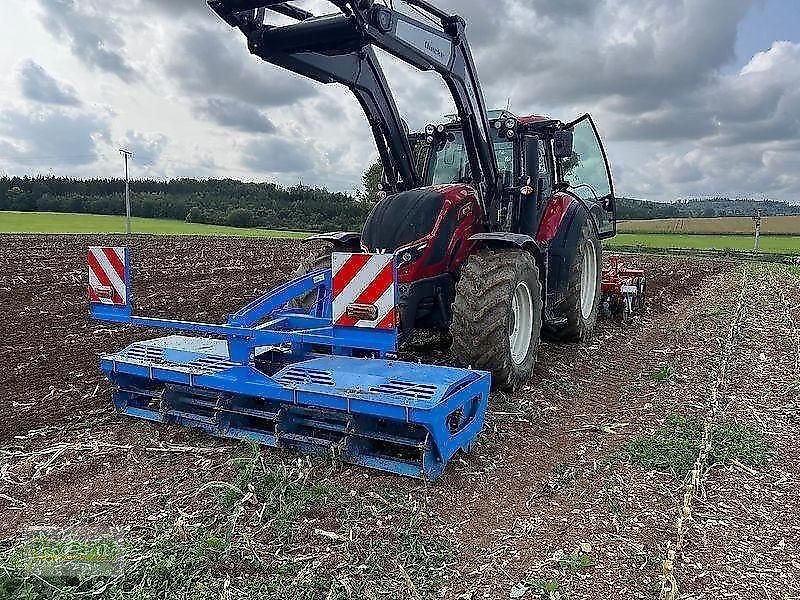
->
[
  {"left": 292, "top": 242, "right": 333, "bottom": 309},
  {"left": 450, "top": 249, "right": 542, "bottom": 391},
  {"left": 549, "top": 219, "right": 602, "bottom": 342}
]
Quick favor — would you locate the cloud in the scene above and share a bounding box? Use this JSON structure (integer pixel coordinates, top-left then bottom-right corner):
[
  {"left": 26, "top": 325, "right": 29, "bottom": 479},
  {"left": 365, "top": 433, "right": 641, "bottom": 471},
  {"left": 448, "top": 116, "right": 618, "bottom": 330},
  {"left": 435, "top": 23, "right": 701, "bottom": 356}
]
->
[
  {"left": 712, "top": 42, "right": 800, "bottom": 146},
  {"left": 0, "top": 108, "right": 110, "bottom": 167},
  {"left": 3, "top": 0, "right": 799, "bottom": 200},
  {"left": 614, "top": 40, "right": 800, "bottom": 200},
  {"left": 241, "top": 137, "right": 314, "bottom": 174},
  {"left": 626, "top": 140, "right": 800, "bottom": 200},
  {"left": 193, "top": 98, "right": 276, "bottom": 133},
  {"left": 37, "top": 0, "right": 138, "bottom": 82},
  {"left": 606, "top": 40, "right": 800, "bottom": 147},
  {"left": 119, "top": 131, "right": 168, "bottom": 167},
  {"left": 528, "top": 0, "right": 598, "bottom": 22},
  {"left": 165, "top": 26, "right": 315, "bottom": 108},
  {"left": 437, "top": 0, "right": 754, "bottom": 111},
  {"left": 18, "top": 60, "right": 82, "bottom": 106}
]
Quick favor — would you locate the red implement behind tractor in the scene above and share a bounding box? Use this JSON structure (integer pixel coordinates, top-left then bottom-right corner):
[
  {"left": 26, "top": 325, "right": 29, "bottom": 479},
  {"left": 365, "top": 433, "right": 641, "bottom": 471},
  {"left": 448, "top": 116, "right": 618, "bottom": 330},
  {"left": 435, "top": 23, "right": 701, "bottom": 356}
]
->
[{"left": 601, "top": 255, "right": 646, "bottom": 322}]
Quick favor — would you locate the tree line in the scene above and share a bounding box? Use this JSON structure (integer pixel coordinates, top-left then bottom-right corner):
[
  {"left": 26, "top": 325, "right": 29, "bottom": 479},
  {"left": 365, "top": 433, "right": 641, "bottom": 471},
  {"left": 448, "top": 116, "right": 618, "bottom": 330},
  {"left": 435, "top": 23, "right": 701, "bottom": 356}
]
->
[
  {"left": 616, "top": 196, "right": 800, "bottom": 220},
  {"left": 1, "top": 175, "right": 796, "bottom": 230},
  {"left": 0, "top": 176, "right": 373, "bottom": 232}
]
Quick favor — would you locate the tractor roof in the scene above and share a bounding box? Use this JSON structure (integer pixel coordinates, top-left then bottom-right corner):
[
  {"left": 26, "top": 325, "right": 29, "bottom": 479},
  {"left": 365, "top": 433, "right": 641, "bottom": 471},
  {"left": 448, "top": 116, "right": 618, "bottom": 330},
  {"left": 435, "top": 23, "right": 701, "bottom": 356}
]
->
[
  {"left": 518, "top": 114, "right": 552, "bottom": 125},
  {"left": 433, "top": 112, "right": 559, "bottom": 131}
]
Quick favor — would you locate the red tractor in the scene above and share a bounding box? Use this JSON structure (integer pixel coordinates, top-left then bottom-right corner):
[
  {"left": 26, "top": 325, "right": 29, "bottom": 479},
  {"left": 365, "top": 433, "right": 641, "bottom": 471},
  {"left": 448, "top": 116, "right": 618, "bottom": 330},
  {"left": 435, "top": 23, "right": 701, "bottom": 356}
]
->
[{"left": 210, "top": 0, "right": 625, "bottom": 391}]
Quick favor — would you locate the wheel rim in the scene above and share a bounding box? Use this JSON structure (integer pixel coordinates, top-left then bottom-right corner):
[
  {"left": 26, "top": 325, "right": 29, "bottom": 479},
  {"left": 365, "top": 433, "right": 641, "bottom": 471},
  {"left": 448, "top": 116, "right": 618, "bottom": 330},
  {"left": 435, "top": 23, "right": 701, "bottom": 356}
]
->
[
  {"left": 580, "top": 241, "right": 598, "bottom": 319},
  {"left": 509, "top": 281, "right": 534, "bottom": 365}
]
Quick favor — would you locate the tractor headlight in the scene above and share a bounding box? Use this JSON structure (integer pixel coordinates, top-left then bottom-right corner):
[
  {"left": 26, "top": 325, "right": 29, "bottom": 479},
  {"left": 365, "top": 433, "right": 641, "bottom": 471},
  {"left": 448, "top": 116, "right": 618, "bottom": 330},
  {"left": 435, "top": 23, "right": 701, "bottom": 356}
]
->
[
  {"left": 436, "top": 124, "right": 446, "bottom": 133},
  {"left": 425, "top": 124, "right": 436, "bottom": 136},
  {"left": 505, "top": 118, "right": 517, "bottom": 130}
]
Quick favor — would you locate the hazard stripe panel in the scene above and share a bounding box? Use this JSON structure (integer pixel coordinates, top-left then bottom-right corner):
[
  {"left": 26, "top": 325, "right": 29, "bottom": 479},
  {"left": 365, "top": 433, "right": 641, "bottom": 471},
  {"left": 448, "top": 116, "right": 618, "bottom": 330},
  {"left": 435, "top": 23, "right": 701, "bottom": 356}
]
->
[
  {"left": 331, "top": 253, "right": 396, "bottom": 330},
  {"left": 88, "top": 247, "right": 128, "bottom": 306}
]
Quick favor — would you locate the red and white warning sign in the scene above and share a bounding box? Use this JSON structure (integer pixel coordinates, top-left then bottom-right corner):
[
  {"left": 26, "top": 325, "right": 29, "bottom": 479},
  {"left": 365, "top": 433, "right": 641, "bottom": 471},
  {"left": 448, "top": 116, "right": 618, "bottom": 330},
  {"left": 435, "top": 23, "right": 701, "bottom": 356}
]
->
[
  {"left": 88, "top": 246, "right": 128, "bottom": 306},
  {"left": 331, "top": 253, "right": 397, "bottom": 330}
]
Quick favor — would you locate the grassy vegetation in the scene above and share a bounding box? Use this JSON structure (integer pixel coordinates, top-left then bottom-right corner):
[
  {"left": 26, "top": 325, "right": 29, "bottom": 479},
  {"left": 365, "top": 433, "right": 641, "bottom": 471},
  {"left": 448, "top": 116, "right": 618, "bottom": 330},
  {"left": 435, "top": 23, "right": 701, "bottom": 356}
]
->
[
  {"left": 6, "top": 212, "right": 800, "bottom": 255},
  {"left": 1, "top": 445, "right": 453, "bottom": 599},
  {"left": 607, "top": 233, "right": 800, "bottom": 254},
  {"left": 620, "top": 414, "right": 774, "bottom": 477},
  {"left": 0, "top": 211, "right": 308, "bottom": 238},
  {"left": 558, "top": 550, "right": 595, "bottom": 572},
  {"left": 619, "top": 215, "right": 800, "bottom": 235},
  {"left": 512, "top": 577, "right": 562, "bottom": 599},
  {"left": 650, "top": 363, "right": 677, "bottom": 383}
]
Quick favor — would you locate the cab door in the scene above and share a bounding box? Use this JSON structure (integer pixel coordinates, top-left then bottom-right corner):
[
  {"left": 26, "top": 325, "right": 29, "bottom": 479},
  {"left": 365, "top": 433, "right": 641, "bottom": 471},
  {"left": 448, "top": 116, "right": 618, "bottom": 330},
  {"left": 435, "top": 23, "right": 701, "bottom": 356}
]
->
[{"left": 559, "top": 114, "right": 616, "bottom": 238}]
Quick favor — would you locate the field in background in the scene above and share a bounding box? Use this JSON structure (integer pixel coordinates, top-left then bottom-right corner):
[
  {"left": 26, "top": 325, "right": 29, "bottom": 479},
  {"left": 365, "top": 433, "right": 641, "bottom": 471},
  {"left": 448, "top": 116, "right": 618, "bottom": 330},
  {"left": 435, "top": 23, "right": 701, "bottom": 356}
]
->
[
  {"left": 5, "top": 211, "right": 800, "bottom": 256},
  {"left": 607, "top": 233, "right": 800, "bottom": 254},
  {"left": 0, "top": 211, "right": 307, "bottom": 238},
  {"left": 619, "top": 215, "right": 800, "bottom": 235}
]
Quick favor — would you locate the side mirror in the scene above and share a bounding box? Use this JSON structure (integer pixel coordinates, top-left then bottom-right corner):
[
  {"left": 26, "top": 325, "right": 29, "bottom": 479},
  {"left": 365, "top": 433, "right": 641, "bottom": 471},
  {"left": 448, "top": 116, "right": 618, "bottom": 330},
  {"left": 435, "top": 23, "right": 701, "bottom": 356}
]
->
[{"left": 553, "top": 130, "right": 573, "bottom": 159}]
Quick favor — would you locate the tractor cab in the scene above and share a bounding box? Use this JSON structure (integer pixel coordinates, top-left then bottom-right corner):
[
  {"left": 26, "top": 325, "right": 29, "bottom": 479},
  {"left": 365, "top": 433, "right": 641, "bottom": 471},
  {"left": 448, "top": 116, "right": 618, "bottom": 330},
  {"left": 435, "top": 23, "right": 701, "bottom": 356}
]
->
[
  {"left": 407, "top": 111, "right": 617, "bottom": 240},
  {"left": 422, "top": 111, "right": 518, "bottom": 188}
]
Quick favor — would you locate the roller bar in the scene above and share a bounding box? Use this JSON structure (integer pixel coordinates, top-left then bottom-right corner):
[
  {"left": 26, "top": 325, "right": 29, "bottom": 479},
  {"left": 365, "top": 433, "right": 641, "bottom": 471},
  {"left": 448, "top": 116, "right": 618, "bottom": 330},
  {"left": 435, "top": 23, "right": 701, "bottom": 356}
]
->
[{"left": 101, "top": 336, "right": 490, "bottom": 479}]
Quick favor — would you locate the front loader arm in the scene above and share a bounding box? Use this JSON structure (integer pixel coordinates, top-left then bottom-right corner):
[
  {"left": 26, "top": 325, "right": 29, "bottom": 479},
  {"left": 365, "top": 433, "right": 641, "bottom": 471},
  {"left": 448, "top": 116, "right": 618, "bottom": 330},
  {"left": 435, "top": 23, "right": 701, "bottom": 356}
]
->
[
  {"left": 360, "top": 3, "right": 500, "bottom": 196},
  {"left": 208, "top": 0, "right": 500, "bottom": 200}
]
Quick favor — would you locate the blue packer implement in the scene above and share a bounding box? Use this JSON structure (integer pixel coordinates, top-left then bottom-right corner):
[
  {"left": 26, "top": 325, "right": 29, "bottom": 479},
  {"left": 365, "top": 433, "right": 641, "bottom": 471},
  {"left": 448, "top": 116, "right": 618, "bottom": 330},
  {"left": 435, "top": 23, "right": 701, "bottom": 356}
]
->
[{"left": 87, "top": 246, "right": 490, "bottom": 480}]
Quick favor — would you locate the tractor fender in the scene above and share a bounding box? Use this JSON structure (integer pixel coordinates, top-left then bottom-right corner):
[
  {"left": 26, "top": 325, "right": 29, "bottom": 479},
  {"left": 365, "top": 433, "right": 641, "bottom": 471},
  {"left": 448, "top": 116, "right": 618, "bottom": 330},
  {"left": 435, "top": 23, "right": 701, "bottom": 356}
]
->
[
  {"left": 550, "top": 200, "right": 600, "bottom": 253},
  {"left": 536, "top": 192, "right": 576, "bottom": 243},
  {"left": 304, "top": 231, "right": 362, "bottom": 250},
  {"left": 537, "top": 192, "right": 604, "bottom": 243},
  {"left": 468, "top": 232, "right": 542, "bottom": 258}
]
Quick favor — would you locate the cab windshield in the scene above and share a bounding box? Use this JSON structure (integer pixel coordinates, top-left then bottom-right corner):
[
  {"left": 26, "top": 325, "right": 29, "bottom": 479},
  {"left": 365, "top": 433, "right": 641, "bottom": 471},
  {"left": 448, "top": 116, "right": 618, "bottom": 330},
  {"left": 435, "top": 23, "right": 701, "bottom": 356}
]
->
[{"left": 427, "top": 129, "right": 513, "bottom": 185}]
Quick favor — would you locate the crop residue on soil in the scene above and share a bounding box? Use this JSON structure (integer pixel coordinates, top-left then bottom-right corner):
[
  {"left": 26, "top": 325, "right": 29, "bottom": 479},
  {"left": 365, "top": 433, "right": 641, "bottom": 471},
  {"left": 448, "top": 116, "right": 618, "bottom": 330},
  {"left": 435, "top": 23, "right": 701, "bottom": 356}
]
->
[{"left": 1, "top": 234, "right": 797, "bottom": 599}]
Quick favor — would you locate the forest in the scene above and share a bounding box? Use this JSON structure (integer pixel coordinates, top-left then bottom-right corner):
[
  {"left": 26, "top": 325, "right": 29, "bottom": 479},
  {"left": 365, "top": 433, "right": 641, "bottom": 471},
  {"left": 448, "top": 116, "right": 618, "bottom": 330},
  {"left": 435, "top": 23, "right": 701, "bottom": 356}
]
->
[{"left": 0, "top": 176, "right": 372, "bottom": 232}]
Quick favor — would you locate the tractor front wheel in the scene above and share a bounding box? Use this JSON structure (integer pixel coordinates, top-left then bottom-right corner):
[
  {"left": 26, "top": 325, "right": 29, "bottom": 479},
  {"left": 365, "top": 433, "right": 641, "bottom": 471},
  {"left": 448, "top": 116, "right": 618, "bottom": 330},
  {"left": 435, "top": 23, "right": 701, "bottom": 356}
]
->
[{"left": 450, "top": 249, "right": 543, "bottom": 391}]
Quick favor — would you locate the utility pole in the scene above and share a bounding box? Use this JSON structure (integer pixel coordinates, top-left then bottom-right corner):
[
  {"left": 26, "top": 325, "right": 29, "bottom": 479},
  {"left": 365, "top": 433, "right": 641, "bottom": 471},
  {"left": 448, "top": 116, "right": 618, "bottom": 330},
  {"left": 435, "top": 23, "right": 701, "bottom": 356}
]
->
[
  {"left": 119, "top": 148, "right": 135, "bottom": 234},
  {"left": 752, "top": 210, "right": 762, "bottom": 252}
]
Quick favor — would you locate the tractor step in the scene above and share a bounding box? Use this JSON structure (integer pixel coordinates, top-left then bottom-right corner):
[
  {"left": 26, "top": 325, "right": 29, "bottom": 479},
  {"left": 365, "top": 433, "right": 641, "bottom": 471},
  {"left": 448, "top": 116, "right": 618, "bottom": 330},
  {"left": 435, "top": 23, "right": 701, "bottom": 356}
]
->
[{"left": 102, "top": 335, "right": 490, "bottom": 479}]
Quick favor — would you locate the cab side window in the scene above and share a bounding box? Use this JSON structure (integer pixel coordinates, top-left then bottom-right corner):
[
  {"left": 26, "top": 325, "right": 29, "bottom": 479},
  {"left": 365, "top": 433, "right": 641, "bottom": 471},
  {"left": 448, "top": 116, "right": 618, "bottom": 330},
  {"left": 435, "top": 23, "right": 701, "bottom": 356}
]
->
[
  {"left": 560, "top": 118, "right": 611, "bottom": 201},
  {"left": 560, "top": 115, "right": 615, "bottom": 237}
]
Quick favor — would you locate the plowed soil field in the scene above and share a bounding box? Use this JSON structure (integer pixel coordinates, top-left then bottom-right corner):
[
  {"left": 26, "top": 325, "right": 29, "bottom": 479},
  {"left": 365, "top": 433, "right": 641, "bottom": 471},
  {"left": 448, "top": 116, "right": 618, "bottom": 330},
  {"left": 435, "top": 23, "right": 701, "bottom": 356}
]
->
[{"left": 1, "top": 234, "right": 798, "bottom": 600}]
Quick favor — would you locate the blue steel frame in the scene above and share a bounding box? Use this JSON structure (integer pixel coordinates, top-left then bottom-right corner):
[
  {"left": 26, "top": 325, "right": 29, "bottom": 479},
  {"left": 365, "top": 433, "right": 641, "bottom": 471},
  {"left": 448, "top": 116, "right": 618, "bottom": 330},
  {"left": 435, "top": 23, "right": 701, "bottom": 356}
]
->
[
  {"left": 90, "top": 247, "right": 491, "bottom": 479},
  {"left": 91, "top": 263, "right": 397, "bottom": 362}
]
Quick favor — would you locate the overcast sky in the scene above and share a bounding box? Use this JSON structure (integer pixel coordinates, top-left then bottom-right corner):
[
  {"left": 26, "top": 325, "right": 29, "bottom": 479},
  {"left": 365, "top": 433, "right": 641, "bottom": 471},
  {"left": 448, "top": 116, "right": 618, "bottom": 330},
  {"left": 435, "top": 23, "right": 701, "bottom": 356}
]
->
[{"left": 0, "top": 0, "right": 798, "bottom": 201}]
